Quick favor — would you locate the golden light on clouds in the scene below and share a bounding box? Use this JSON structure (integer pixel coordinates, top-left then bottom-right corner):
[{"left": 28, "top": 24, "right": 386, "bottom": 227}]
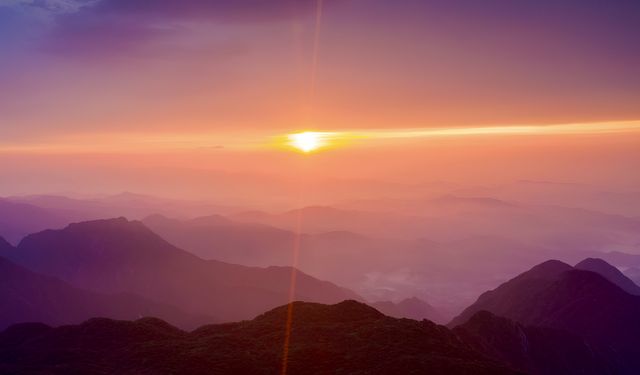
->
[
  {"left": 1, "top": 120, "right": 640, "bottom": 155},
  {"left": 279, "top": 120, "right": 640, "bottom": 153}
]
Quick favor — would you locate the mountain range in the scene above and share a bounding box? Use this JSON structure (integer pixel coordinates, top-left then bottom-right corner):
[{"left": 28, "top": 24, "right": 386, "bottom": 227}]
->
[
  {"left": 0, "top": 298, "right": 627, "bottom": 375},
  {"left": 0, "top": 241, "right": 208, "bottom": 330},
  {"left": 0, "top": 301, "right": 521, "bottom": 374},
  {"left": 2, "top": 216, "right": 640, "bottom": 373},
  {"left": 2, "top": 218, "right": 360, "bottom": 322},
  {"left": 5, "top": 191, "right": 640, "bottom": 321}
]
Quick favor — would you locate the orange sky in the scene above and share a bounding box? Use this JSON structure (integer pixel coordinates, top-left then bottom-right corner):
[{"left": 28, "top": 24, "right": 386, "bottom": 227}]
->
[{"left": 1, "top": 0, "right": 639, "bottom": 203}]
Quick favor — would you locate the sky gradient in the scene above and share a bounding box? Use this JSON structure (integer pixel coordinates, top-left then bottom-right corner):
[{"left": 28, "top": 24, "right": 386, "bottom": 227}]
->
[{"left": 1, "top": 0, "right": 639, "bottom": 200}]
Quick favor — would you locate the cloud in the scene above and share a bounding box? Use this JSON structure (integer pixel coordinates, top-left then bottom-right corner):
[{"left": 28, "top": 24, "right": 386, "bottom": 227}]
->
[
  {"left": 36, "top": 0, "right": 332, "bottom": 57},
  {"left": 93, "top": 0, "right": 326, "bottom": 22},
  {"left": 45, "top": 12, "right": 178, "bottom": 56},
  {"left": 25, "top": 0, "right": 95, "bottom": 14}
]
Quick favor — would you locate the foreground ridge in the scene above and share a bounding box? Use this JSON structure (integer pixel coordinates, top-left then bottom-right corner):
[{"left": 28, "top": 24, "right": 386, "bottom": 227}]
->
[{"left": 0, "top": 300, "right": 519, "bottom": 375}]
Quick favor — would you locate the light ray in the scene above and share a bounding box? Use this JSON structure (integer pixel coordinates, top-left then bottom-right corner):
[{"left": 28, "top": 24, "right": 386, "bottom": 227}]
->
[{"left": 280, "top": 2, "right": 325, "bottom": 375}]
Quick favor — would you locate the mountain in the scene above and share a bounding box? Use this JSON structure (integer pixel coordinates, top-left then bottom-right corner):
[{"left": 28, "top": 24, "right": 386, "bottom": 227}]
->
[
  {"left": 449, "top": 260, "right": 573, "bottom": 327},
  {"left": 0, "top": 237, "right": 12, "bottom": 253},
  {"left": 8, "top": 193, "right": 239, "bottom": 222},
  {"left": 623, "top": 267, "right": 640, "bottom": 286},
  {"left": 575, "top": 258, "right": 640, "bottom": 295},
  {"left": 141, "top": 213, "right": 590, "bottom": 318},
  {"left": 231, "top": 205, "right": 434, "bottom": 239},
  {"left": 142, "top": 214, "right": 296, "bottom": 266},
  {"left": 232, "top": 199, "right": 640, "bottom": 255},
  {"left": 0, "top": 198, "right": 83, "bottom": 244},
  {"left": 339, "top": 195, "right": 516, "bottom": 215},
  {"left": 450, "top": 260, "right": 640, "bottom": 372},
  {"left": 456, "top": 181, "right": 640, "bottom": 217},
  {"left": 6, "top": 218, "right": 360, "bottom": 322},
  {"left": 0, "top": 253, "right": 208, "bottom": 330},
  {"left": 371, "top": 297, "right": 446, "bottom": 324},
  {"left": 0, "top": 300, "right": 520, "bottom": 375},
  {"left": 600, "top": 251, "right": 640, "bottom": 268},
  {"left": 454, "top": 311, "right": 611, "bottom": 375}
]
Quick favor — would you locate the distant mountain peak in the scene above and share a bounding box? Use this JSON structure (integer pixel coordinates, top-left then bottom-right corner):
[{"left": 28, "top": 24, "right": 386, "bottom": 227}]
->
[
  {"left": 108, "top": 191, "right": 153, "bottom": 200},
  {"left": 285, "top": 205, "right": 348, "bottom": 215},
  {"left": 371, "top": 296, "right": 445, "bottom": 323},
  {"left": 523, "top": 259, "right": 573, "bottom": 279},
  {"left": 575, "top": 257, "right": 640, "bottom": 295},
  {"left": 142, "top": 213, "right": 170, "bottom": 222},
  {"left": 431, "top": 194, "right": 515, "bottom": 207},
  {"left": 17, "top": 217, "right": 168, "bottom": 252}
]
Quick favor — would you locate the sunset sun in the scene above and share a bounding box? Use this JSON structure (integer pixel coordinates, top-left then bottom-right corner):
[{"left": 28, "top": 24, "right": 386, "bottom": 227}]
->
[{"left": 288, "top": 131, "right": 329, "bottom": 153}]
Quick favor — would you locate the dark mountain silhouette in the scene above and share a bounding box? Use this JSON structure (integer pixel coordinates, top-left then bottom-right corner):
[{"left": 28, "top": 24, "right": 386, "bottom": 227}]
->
[
  {"left": 455, "top": 310, "right": 611, "bottom": 375},
  {"left": 0, "top": 300, "right": 520, "bottom": 375},
  {"left": 0, "top": 253, "right": 209, "bottom": 330},
  {"left": 5, "top": 218, "right": 360, "bottom": 322},
  {"left": 0, "top": 237, "right": 12, "bottom": 253},
  {"left": 623, "top": 267, "right": 640, "bottom": 286},
  {"left": 449, "top": 260, "right": 573, "bottom": 327},
  {"left": 575, "top": 257, "right": 640, "bottom": 295},
  {"left": 450, "top": 259, "right": 640, "bottom": 373},
  {"left": 371, "top": 297, "right": 445, "bottom": 324}
]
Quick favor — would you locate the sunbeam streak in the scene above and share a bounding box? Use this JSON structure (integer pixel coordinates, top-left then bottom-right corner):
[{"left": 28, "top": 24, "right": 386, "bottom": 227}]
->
[{"left": 281, "top": 1, "right": 325, "bottom": 375}]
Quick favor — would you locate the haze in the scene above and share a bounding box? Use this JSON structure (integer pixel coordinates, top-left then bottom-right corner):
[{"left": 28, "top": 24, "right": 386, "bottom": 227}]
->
[{"left": 1, "top": 2, "right": 640, "bottom": 374}]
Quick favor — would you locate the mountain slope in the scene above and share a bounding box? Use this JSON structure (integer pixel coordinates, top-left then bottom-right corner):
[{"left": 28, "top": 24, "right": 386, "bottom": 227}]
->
[
  {"left": 623, "top": 267, "right": 640, "bottom": 286},
  {"left": 449, "top": 260, "right": 573, "bottom": 327},
  {"left": 575, "top": 257, "right": 640, "bottom": 295},
  {"left": 0, "top": 300, "right": 520, "bottom": 375},
  {"left": 455, "top": 311, "right": 611, "bottom": 375},
  {"left": 371, "top": 297, "right": 445, "bottom": 324},
  {"left": 0, "top": 198, "right": 83, "bottom": 245},
  {"left": 0, "top": 254, "right": 208, "bottom": 330},
  {"left": 0, "top": 237, "right": 12, "bottom": 253},
  {"left": 142, "top": 214, "right": 296, "bottom": 265},
  {"left": 6, "top": 218, "right": 360, "bottom": 321},
  {"left": 450, "top": 260, "right": 640, "bottom": 373}
]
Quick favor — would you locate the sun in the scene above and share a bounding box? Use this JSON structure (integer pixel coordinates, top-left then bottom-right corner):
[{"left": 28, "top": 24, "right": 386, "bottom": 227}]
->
[{"left": 288, "top": 131, "right": 326, "bottom": 153}]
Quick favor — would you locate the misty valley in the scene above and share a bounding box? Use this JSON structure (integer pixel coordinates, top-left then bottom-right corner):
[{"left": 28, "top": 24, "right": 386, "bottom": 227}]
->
[{"left": 1, "top": 181, "right": 640, "bottom": 374}]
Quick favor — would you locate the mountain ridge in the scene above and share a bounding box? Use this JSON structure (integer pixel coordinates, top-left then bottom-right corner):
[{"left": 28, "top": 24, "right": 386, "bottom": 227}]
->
[
  {"left": 0, "top": 300, "right": 521, "bottom": 375},
  {"left": 0, "top": 253, "right": 210, "bottom": 330},
  {"left": 450, "top": 259, "right": 640, "bottom": 373},
  {"left": 6, "top": 218, "right": 361, "bottom": 322}
]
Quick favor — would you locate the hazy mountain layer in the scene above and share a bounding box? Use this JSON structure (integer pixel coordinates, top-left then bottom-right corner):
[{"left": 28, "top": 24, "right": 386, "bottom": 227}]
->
[{"left": 4, "top": 218, "right": 360, "bottom": 322}]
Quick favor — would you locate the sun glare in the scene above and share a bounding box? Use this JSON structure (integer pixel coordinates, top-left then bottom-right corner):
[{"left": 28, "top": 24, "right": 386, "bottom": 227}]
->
[{"left": 288, "top": 131, "right": 328, "bottom": 153}]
